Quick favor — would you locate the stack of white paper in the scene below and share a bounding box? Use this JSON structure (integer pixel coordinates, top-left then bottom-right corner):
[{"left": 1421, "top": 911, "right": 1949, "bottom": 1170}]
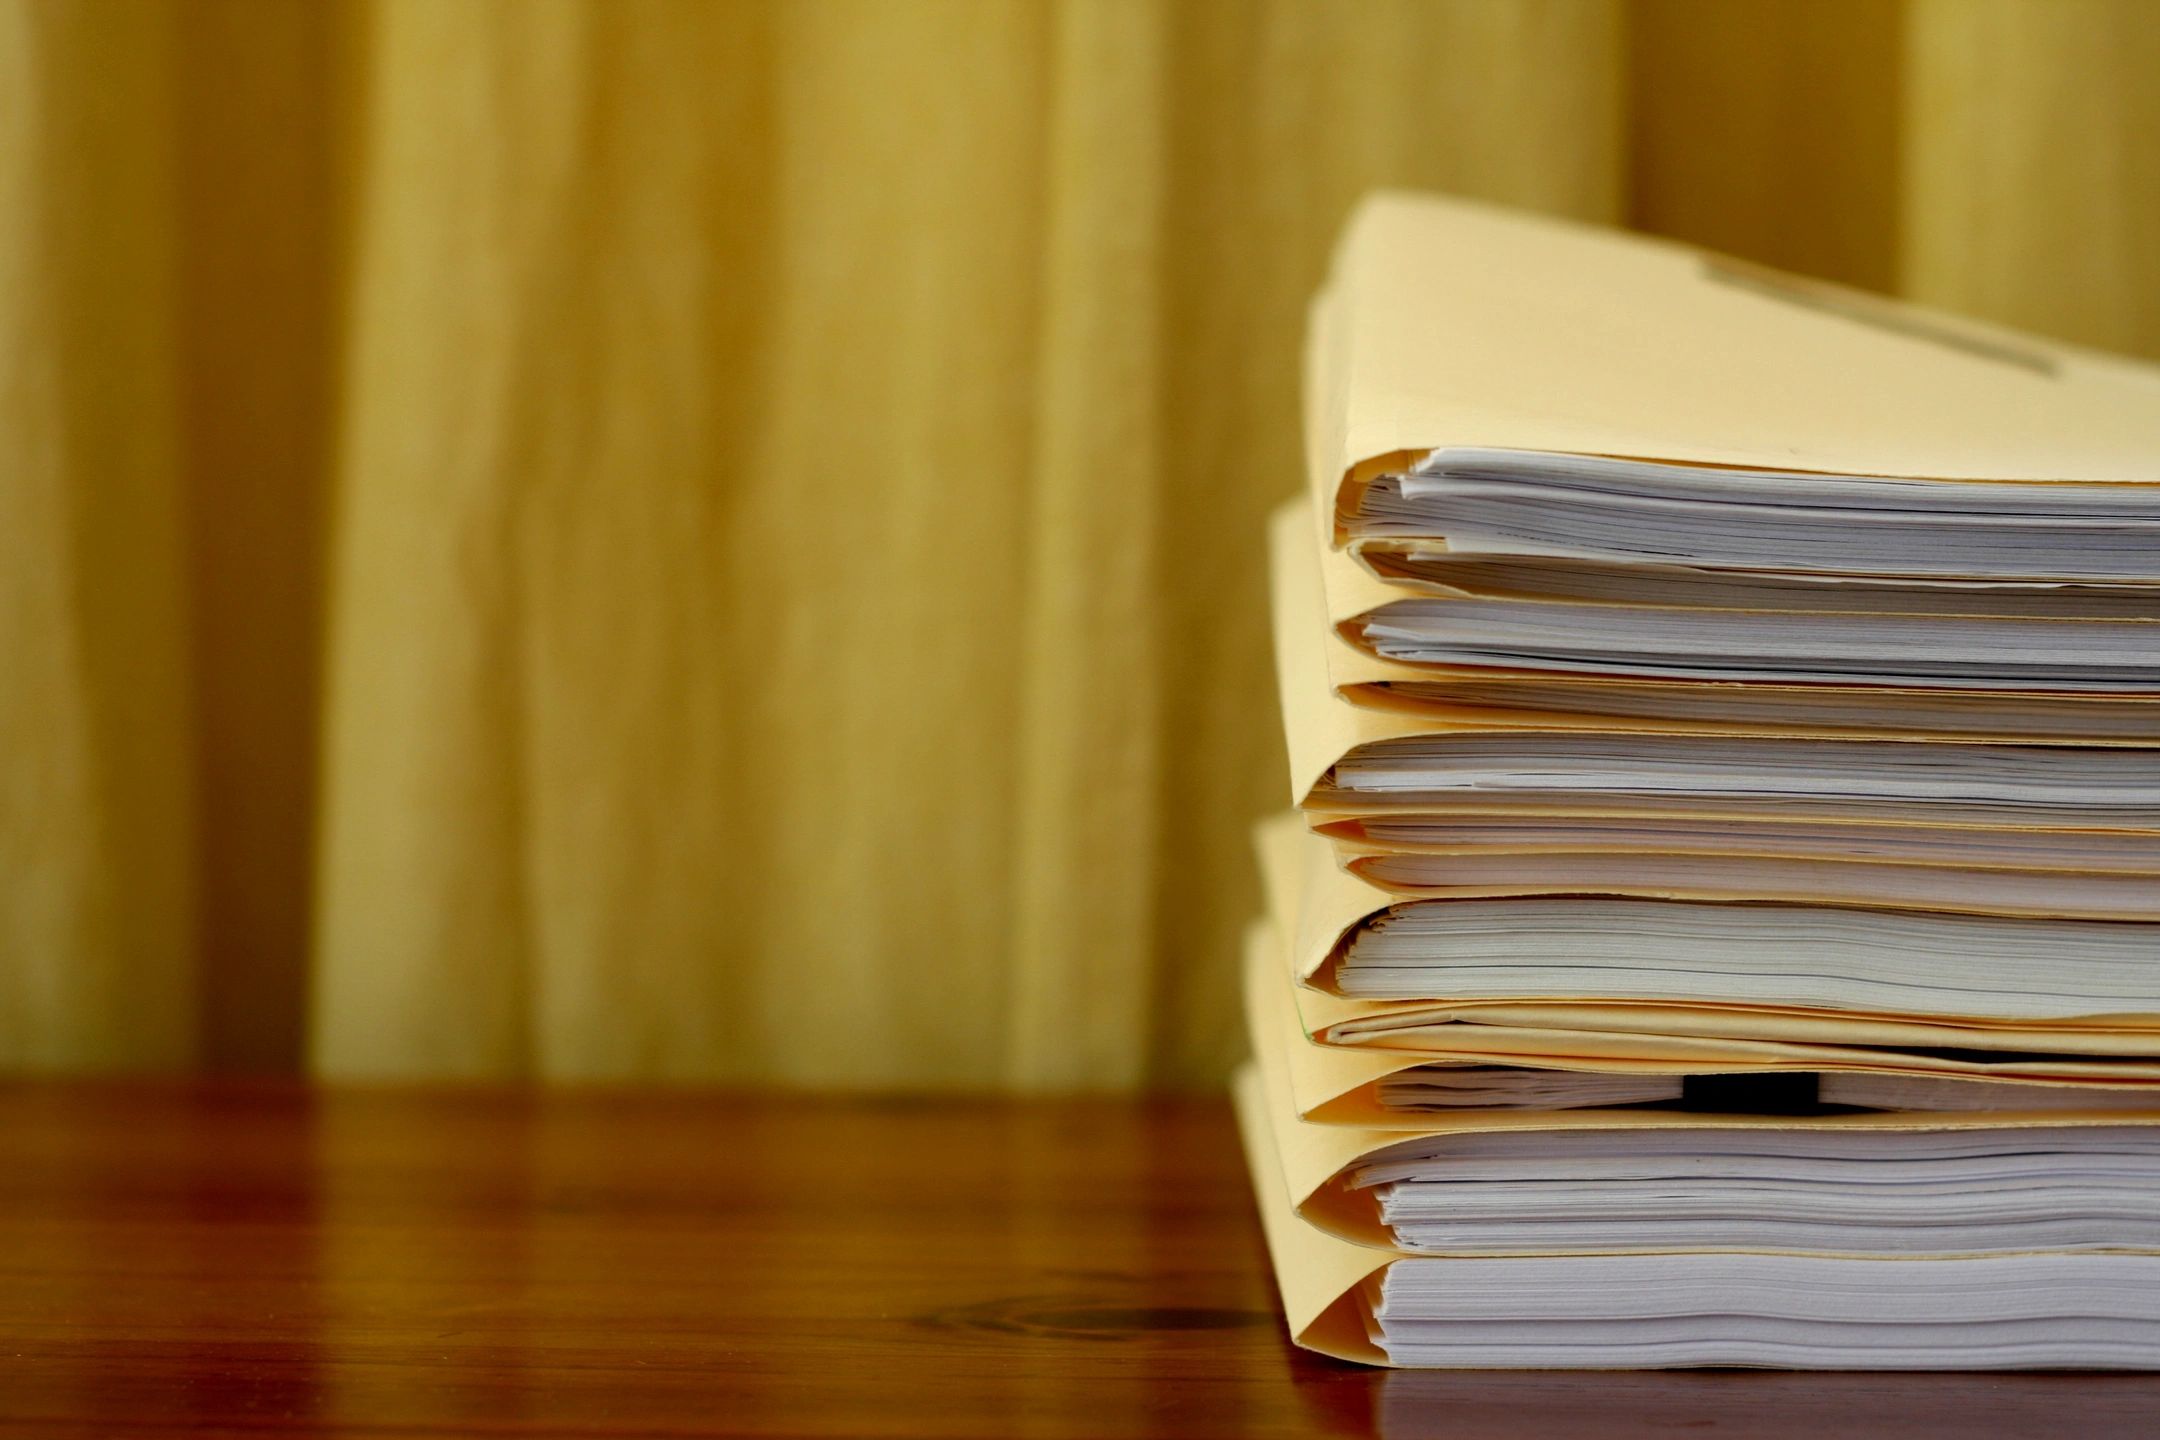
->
[
  {"left": 1238, "top": 191, "right": 2160, "bottom": 1370},
  {"left": 1349, "top": 448, "right": 2160, "bottom": 579},
  {"left": 1373, "top": 1254, "right": 2160, "bottom": 1369}
]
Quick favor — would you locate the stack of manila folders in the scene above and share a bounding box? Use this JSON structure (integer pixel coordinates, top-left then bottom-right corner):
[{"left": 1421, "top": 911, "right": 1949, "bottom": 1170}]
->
[{"left": 1242, "top": 191, "right": 2160, "bottom": 1370}]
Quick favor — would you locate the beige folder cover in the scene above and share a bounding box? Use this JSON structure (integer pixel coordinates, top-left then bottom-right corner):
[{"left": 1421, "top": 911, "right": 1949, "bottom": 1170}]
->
[
  {"left": 1328, "top": 817, "right": 2160, "bottom": 879},
  {"left": 1271, "top": 493, "right": 1920, "bottom": 810},
  {"left": 1270, "top": 496, "right": 1951, "bottom": 810},
  {"left": 1329, "top": 816, "right": 2160, "bottom": 920},
  {"left": 1270, "top": 503, "right": 2160, "bottom": 914},
  {"left": 1273, "top": 497, "right": 2160, "bottom": 746},
  {"left": 1234, "top": 1061, "right": 1395, "bottom": 1366},
  {"left": 1255, "top": 813, "right": 2160, "bottom": 1062},
  {"left": 1245, "top": 939, "right": 2160, "bottom": 1254},
  {"left": 1236, "top": 1060, "right": 2160, "bottom": 1371},
  {"left": 1243, "top": 918, "right": 2160, "bottom": 1131},
  {"left": 1245, "top": 919, "right": 1437, "bottom": 1128},
  {"left": 1305, "top": 191, "right": 2160, "bottom": 550},
  {"left": 1268, "top": 501, "right": 2160, "bottom": 821}
]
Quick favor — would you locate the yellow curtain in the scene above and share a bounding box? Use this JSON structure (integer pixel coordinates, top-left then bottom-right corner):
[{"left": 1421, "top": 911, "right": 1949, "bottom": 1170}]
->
[{"left": 3, "top": 0, "right": 2155, "bottom": 1087}]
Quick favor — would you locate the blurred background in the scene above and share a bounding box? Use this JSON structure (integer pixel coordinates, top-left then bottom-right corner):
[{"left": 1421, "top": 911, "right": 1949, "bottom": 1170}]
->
[{"left": 3, "top": 0, "right": 2155, "bottom": 1087}]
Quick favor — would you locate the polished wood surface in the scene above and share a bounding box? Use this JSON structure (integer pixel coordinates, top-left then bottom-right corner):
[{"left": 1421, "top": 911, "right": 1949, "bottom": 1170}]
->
[{"left": 4, "top": 1083, "right": 2160, "bottom": 1437}]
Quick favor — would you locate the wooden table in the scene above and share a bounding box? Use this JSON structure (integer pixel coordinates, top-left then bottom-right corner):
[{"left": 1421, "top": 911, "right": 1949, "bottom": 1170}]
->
[{"left": 3, "top": 1083, "right": 2158, "bottom": 1437}]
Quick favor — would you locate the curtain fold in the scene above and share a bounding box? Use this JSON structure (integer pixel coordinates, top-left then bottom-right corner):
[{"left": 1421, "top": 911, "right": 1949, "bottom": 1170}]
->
[
  {"left": 1002, "top": 0, "right": 1168, "bottom": 1091},
  {"left": 0, "top": 1, "right": 192, "bottom": 1069},
  {"left": 2, "top": 0, "right": 2155, "bottom": 1086},
  {"left": 176, "top": 0, "right": 340, "bottom": 1072}
]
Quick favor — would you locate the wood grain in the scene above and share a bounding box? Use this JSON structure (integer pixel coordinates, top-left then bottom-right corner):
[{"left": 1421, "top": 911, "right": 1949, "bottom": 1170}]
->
[{"left": 3, "top": 1083, "right": 2160, "bottom": 1437}]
